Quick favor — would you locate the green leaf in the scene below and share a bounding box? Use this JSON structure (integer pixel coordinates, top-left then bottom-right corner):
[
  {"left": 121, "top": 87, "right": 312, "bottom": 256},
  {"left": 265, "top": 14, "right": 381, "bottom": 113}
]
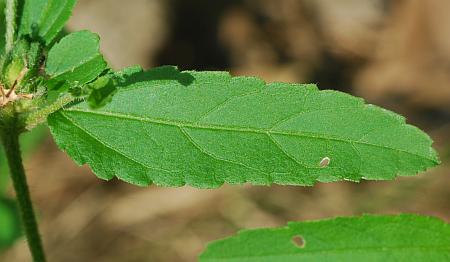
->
[
  {"left": 199, "top": 214, "right": 450, "bottom": 262},
  {"left": 19, "top": 0, "right": 76, "bottom": 45},
  {"left": 0, "top": 198, "right": 21, "bottom": 251},
  {"left": 47, "top": 66, "right": 439, "bottom": 188},
  {"left": 86, "top": 74, "right": 118, "bottom": 109},
  {"left": 45, "top": 30, "right": 107, "bottom": 87}
]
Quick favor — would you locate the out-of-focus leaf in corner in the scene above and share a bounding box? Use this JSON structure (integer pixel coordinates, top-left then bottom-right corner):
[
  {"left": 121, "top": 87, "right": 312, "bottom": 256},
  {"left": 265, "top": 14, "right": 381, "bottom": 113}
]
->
[{"left": 0, "top": 197, "right": 21, "bottom": 251}]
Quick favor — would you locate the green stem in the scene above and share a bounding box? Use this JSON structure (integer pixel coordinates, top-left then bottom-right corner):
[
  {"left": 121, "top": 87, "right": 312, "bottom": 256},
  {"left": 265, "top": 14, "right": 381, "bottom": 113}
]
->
[
  {"left": 2, "top": 120, "right": 46, "bottom": 262},
  {"left": 26, "top": 95, "right": 75, "bottom": 130},
  {"left": 5, "top": 0, "right": 17, "bottom": 54}
]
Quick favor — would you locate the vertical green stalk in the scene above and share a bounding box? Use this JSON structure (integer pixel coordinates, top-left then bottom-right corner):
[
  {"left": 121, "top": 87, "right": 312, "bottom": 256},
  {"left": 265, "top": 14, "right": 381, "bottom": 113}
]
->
[
  {"left": 1, "top": 117, "right": 46, "bottom": 262},
  {"left": 4, "top": 0, "right": 17, "bottom": 54}
]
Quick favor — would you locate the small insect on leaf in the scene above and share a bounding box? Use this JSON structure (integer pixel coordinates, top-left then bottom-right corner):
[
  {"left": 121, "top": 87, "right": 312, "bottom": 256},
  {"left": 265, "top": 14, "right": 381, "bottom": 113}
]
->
[{"left": 319, "top": 157, "right": 330, "bottom": 168}]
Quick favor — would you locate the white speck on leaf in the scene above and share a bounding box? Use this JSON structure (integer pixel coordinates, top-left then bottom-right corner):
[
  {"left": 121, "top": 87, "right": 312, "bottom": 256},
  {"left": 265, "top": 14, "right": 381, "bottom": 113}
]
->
[{"left": 319, "top": 157, "right": 330, "bottom": 168}]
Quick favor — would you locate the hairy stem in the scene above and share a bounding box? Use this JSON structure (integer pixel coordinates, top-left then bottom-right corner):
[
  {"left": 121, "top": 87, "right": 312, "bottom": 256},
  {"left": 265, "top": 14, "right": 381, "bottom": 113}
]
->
[
  {"left": 1, "top": 118, "right": 46, "bottom": 262},
  {"left": 5, "top": 0, "right": 17, "bottom": 54},
  {"left": 26, "top": 94, "right": 75, "bottom": 130}
]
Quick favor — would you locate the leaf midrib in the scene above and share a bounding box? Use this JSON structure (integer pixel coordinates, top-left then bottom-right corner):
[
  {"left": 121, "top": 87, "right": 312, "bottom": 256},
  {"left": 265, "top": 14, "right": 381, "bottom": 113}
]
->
[
  {"left": 58, "top": 112, "right": 176, "bottom": 174},
  {"left": 62, "top": 108, "right": 434, "bottom": 161}
]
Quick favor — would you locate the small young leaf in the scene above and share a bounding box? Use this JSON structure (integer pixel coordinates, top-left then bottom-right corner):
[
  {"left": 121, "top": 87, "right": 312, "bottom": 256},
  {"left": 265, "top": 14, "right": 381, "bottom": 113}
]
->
[
  {"left": 48, "top": 67, "right": 439, "bottom": 188},
  {"left": 0, "top": 198, "right": 21, "bottom": 251},
  {"left": 45, "top": 30, "right": 107, "bottom": 87},
  {"left": 86, "top": 75, "right": 117, "bottom": 109},
  {"left": 19, "top": 0, "right": 77, "bottom": 45},
  {"left": 199, "top": 214, "right": 450, "bottom": 262}
]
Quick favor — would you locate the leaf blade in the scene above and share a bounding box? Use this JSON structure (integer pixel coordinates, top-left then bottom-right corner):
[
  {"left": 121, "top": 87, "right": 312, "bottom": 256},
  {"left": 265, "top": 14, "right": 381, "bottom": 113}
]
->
[
  {"left": 48, "top": 66, "right": 439, "bottom": 188},
  {"left": 45, "top": 30, "right": 107, "bottom": 86},
  {"left": 19, "top": 0, "right": 76, "bottom": 44},
  {"left": 199, "top": 214, "right": 450, "bottom": 262}
]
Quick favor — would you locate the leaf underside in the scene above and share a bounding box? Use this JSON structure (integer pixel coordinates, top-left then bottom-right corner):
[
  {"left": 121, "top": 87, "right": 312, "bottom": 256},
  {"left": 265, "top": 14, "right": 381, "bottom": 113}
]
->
[
  {"left": 48, "top": 66, "right": 439, "bottom": 188},
  {"left": 199, "top": 214, "right": 450, "bottom": 262}
]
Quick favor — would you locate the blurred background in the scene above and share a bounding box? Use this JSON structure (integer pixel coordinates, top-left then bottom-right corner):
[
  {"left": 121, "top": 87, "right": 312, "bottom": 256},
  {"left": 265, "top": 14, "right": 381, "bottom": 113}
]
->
[{"left": 1, "top": 0, "right": 450, "bottom": 261}]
